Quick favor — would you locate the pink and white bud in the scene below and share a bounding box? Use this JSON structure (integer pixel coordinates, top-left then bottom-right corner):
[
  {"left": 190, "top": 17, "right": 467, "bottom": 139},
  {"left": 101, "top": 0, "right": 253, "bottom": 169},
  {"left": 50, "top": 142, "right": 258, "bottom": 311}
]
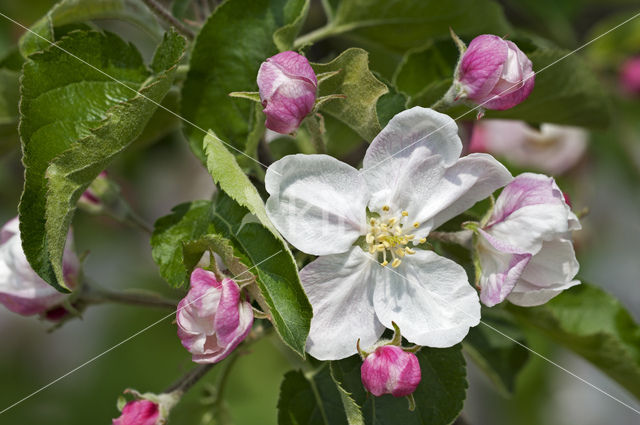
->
[
  {"left": 361, "top": 345, "right": 421, "bottom": 397},
  {"left": 470, "top": 120, "right": 588, "bottom": 175},
  {"left": 456, "top": 35, "right": 534, "bottom": 110},
  {"left": 257, "top": 51, "right": 317, "bottom": 134},
  {"left": 79, "top": 171, "right": 109, "bottom": 208},
  {"left": 112, "top": 400, "right": 160, "bottom": 425},
  {"left": 620, "top": 56, "right": 640, "bottom": 95},
  {"left": 176, "top": 268, "right": 253, "bottom": 364},
  {"left": 476, "top": 173, "right": 580, "bottom": 307},
  {"left": 0, "top": 217, "right": 78, "bottom": 316}
]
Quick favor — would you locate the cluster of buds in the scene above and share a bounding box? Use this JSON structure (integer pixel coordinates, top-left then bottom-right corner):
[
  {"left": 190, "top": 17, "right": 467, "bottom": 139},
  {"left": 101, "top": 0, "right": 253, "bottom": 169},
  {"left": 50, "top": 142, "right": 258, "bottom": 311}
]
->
[{"left": 358, "top": 323, "right": 421, "bottom": 408}]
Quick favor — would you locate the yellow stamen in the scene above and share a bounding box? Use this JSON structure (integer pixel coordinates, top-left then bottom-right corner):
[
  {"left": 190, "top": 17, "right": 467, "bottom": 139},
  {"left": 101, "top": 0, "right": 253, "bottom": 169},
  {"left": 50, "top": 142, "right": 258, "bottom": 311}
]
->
[
  {"left": 401, "top": 210, "right": 409, "bottom": 217},
  {"left": 391, "top": 258, "right": 402, "bottom": 268},
  {"left": 413, "top": 222, "right": 419, "bottom": 228}
]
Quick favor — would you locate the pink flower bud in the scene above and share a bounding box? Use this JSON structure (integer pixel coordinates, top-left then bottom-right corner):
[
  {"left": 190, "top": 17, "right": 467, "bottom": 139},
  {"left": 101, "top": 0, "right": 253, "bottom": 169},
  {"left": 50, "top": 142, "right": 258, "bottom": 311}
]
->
[
  {"left": 79, "top": 171, "right": 109, "bottom": 207},
  {"left": 469, "top": 120, "right": 587, "bottom": 175},
  {"left": 257, "top": 51, "right": 317, "bottom": 134},
  {"left": 457, "top": 35, "right": 534, "bottom": 110},
  {"left": 112, "top": 400, "right": 160, "bottom": 425},
  {"left": 176, "top": 268, "right": 253, "bottom": 364},
  {"left": 620, "top": 56, "right": 640, "bottom": 95},
  {"left": 361, "top": 345, "right": 421, "bottom": 397},
  {"left": 0, "top": 217, "right": 78, "bottom": 316}
]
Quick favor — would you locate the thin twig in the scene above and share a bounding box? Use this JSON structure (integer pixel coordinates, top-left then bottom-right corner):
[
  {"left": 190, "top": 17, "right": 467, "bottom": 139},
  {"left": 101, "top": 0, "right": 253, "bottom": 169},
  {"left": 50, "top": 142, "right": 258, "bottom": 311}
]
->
[
  {"left": 142, "top": 0, "right": 195, "bottom": 40},
  {"left": 82, "top": 284, "right": 179, "bottom": 309},
  {"left": 165, "top": 363, "right": 216, "bottom": 394}
]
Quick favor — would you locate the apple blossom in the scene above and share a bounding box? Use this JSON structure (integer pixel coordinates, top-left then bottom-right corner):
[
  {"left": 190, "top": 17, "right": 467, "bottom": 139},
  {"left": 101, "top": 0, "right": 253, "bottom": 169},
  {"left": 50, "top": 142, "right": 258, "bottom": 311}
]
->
[
  {"left": 257, "top": 51, "right": 317, "bottom": 134},
  {"left": 112, "top": 400, "right": 160, "bottom": 425},
  {"left": 361, "top": 345, "right": 421, "bottom": 397},
  {"left": 470, "top": 120, "right": 588, "bottom": 175},
  {"left": 0, "top": 217, "right": 78, "bottom": 316},
  {"left": 455, "top": 35, "right": 534, "bottom": 110},
  {"left": 475, "top": 173, "right": 581, "bottom": 307},
  {"left": 176, "top": 268, "right": 253, "bottom": 364},
  {"left": 265, "top": 107, "right": 512, "bottom": 360},
  {"left": 620, "top": 56, "right": 640, "bottom": 95}
]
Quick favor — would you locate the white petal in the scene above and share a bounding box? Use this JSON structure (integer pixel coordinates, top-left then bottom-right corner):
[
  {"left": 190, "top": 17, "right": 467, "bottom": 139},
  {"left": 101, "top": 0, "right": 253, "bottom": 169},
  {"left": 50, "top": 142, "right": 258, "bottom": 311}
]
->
[
  {"left": 301, "top": 247, "right": 384, "bottom": 360},
  {"left": 487, "top": 173, "right": 572, "bottom": 253},
  {"left": 265, "top": 154, "right": 369, "bottom": 255},
  {"left": 476, "top": 230, "right": 532, "bottom": 307},
  {"left": 421, "top": 153, "right": 513, "bottom": 229},
  {"left": 362, "top": 108, "right": 462, "bottom": 202},
  {"left": 508, "top": 238, "right": 580, "bottom": 306},
  {"left": 372, "top": 250, "right": 480, "bottom": 347}
]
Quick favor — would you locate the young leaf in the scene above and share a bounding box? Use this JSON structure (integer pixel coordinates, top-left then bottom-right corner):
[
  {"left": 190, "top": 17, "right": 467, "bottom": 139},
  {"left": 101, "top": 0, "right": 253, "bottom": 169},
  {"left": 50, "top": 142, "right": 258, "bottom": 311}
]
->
[
  {"left": 509, "top": 283, "right": 640, "bottom": 400},
  {"left": 463, "top": 309, "right": 530, "bottom": 396},
  {"left": 210, "top": 192, "right": 312, "bottom": 357},
  {"left": 202, "top": 130, "right": 312, "bottom": 355},
  {"left": 19, "top": 0, "right": 163, "bottom": 57},
  {"left": 332, "top": 346, "right": 467, "bottom": 425},
  {"left": 278, "top": 368, "right": 350, "bottom": 425},
  {"left": 151, "top": 200, "right": 214, "bottom": 288},
  {"left": 19, "top": 29, "right": 185, "bottom": 291},
  {"left": 311, "top": 48, "right": 388, "bottom": 142},
  {"left": 181, "top": 0, "right": 307, "bottom": 162}
]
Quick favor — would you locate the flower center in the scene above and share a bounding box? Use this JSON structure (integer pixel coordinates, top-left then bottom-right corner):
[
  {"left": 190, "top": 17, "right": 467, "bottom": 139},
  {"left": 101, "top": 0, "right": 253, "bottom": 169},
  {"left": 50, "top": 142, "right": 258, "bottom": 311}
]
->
[{"left": 365, "top": 205, "right": 426, "bottom": 268}]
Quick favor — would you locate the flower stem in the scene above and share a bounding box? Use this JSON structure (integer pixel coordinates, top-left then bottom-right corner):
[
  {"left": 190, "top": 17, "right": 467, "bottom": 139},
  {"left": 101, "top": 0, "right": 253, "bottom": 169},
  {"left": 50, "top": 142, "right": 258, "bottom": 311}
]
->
[
  {"left": 142, "top": 0, "right": 195, "bottom": 40},
  {"left": 304, "top": 113, "right": 327, "bottom": 154},
  {"left": 165, "top": 363, "right": 216, "bottom": 394},
  {"left": 82, "top": 284, "right": 178, "bottom": 309}
]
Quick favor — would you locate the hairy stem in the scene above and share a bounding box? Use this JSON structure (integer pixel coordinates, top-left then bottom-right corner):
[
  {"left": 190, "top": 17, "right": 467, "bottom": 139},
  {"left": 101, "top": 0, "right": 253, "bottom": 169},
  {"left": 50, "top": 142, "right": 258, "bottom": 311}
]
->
[
  {"left": 142, "top": 0, "right": 195, "bottom": 40},
  {"left": 82, "top": 284, "right": 178, "bottom": 309}
]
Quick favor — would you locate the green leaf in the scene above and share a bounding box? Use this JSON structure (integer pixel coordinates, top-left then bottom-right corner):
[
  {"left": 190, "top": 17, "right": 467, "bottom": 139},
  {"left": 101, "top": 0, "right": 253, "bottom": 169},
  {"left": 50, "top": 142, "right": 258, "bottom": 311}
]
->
[
  {"left": 19, "top": 0, "right": 163, "bottom": 57},
  {"left": 332, "top": 346, "right": 467, "bottom": 425},
  {"left": 210, "top": 192, "right": 312, "bottom": 356},
  {"left": 307, "top": 0, "right": 511, "bottom": 52},
  {"left": 183, "top": 233, "right": 254, "bottom": 280},
  {"left": 273, "top": 0, "right": 310, "bottom": 51},
  {"left": 181, "top": 0, "right": 307, "bottom": 162},
  {"left": 374, "top": 73, "right": 407, "bottom": 128},
  {"left": 19, "top": 29, "right": 185, "bottom": 291},
  {"left": 311, "top": 48, "right": 388, "bottom": 142},
  {"left": 203, "top": 131, "right": 276, "bottom": 235},
  {"left": 393, "top": 40, "right": 457, "bottom": 98},
  {"left": 151, "top": 200, "right": 214, "bottom": 288},
  {"left": 330, "top": 363, "right": 365, "bottom": 425},
  {"left": 509, "top": 283, "right": 640, "bottom": 400},
  {"left": 463, "top": 309, "right": 530, "bottom": 396},
  {"left": 278, "top": 368, "right": 350, "bottom": 425}
]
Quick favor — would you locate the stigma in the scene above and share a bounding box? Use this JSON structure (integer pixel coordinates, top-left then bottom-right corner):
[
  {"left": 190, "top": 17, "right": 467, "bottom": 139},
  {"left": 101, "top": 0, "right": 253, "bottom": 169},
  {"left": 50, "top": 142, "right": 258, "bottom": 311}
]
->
[{"left": 365, "top": 206, "right": 424, "bottom": 268}]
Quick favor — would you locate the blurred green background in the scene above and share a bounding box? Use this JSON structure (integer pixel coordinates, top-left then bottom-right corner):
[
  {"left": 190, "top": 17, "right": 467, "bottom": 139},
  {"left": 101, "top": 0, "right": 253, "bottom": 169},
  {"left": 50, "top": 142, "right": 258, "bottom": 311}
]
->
[{"left": 0, "top": 0, "right": 639, "bottom": 424}]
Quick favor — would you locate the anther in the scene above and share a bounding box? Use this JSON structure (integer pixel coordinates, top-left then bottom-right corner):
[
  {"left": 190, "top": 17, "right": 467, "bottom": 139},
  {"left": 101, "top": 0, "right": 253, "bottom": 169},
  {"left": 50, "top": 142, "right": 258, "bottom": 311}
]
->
[
  {"left": 391, "top": 258, "right": 402, "bottom": 268},
  {"left": 401, "top": 210, "right": 409, "bottom": 217},
  {"left": 413, "top": 222, "right": 419, "bottom": 228},
  {"left": 382, "top": 205, "right": 390, "bottom": 212}
]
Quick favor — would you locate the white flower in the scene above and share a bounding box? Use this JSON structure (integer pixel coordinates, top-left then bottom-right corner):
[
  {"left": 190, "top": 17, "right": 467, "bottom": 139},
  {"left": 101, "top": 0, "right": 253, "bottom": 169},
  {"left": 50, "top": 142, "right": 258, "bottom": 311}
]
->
[
  {"left": 265, "top": 107, "right": 512, "bottom": 360},
  {"left": 476, "top": 173, "right": 581, "bottom": 307},
  {"left": 470, "top": 120, "right": 588, "bottom": 175}
]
